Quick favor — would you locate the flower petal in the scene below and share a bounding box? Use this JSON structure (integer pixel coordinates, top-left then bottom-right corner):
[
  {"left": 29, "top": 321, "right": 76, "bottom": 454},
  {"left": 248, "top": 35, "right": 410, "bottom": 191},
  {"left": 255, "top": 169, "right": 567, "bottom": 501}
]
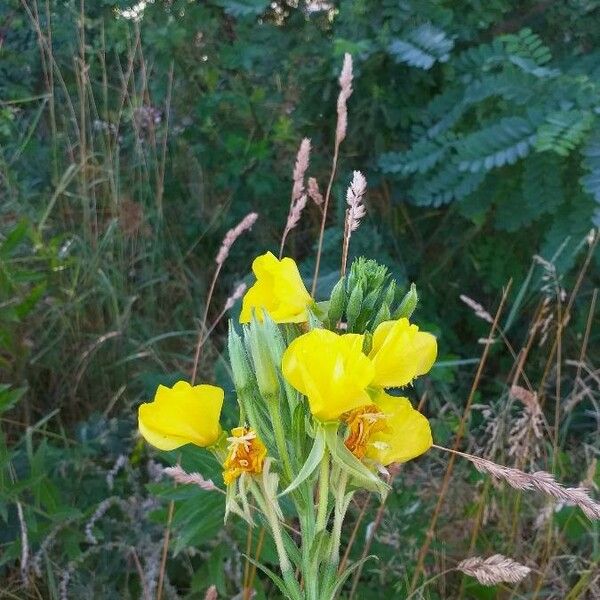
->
[
  {"left": 369, "top": 318, "right": 437, "bottom": 387},
  {"left": 367, "top": 390, "right": 432, "bottom": 465},
  {"left": 240, "top": 252, "right": 313, "bottom": 324},
  {"left": 138, "top": 381, "right": 223, "bottom": 450},
  {"left": 282, "top": 329, "right": 374, "bottom": 421}
]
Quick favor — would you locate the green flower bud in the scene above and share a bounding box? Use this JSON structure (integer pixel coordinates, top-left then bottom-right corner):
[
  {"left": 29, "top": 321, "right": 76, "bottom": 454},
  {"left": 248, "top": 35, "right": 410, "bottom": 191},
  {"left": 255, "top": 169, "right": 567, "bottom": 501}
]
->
[
  {"left": 383, "top": 279, "right": 397, "bottom": 307},
  {"left": 227, "top": 321, "right": 253, "bottom": 392},
  {"left": 371, "top": 301, "right": 391, "bottom": 329},
  {"left": 327, "top": 276, "right": 346, "bottom": 325},
  {"left": 396, "top": 283, "right": 418, "bottom": 319},
  {"left": 244, "top": 316, "right": 280, "bottom": 398},
  {"left": 345, "top": 282, "right": 363, "bottom": 329}
]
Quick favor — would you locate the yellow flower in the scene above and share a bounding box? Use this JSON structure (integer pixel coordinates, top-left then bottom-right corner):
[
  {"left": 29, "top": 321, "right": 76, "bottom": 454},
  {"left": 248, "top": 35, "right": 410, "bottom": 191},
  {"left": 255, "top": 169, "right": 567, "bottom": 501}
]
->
[
  {"left": 240, "top": 252, "right": 313, "bottom": 324},
  {"left": 369, "top": 318, "right": 437, "bottom": 388},
  {"left": 223, "top": 427, "right": 267, "bottom": 485},
  {"left": 282, "top": 329, "right": 375, "bottom": 422},
  {"left": 344, "top": 389, "right": 432, "bottom": 465},
  {"left": 138, "top": 381, "right": 223, "bottom": 451}
]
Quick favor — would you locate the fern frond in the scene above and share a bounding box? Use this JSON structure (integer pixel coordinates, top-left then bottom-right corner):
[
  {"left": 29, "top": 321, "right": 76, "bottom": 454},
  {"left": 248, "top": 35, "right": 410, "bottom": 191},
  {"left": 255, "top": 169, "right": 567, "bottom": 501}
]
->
[
  {"left": 535, "top": 109, "right": 594, "bottom": 156},
  {"left": 580, "top": 127, "right": 600, "bottom": 203},
  {"left": 456, "top": 117, "right": 537, "bottom": 173},
  {"left": 388, "top": 23, "right": 454, "bottom": 70},
  {"left": 379, "top": 134, "right": 453, "bottom": 176},
  {"left": 410, "top": 161, "right": 486, "bottom": 207},
  {"left": 500, "top": 28, "right": 552, "bottom": 65}
]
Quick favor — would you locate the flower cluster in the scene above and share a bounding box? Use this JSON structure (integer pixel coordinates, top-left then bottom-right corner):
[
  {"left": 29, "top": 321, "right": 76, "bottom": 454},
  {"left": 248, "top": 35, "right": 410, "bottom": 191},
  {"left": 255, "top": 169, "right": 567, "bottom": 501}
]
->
[{"left": 137, "top": 252, "right": 438, "bottom": 599}]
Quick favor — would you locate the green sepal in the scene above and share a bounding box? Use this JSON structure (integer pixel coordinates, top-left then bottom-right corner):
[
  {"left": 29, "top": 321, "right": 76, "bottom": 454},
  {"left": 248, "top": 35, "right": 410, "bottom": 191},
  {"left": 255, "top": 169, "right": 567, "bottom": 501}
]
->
[
  {"left": 307, "top": 307, "right": 324, "bottom": 329},
  {"left": 322, "top": 424, "right": 389, "bottom": 498},
  {"left": 279, "top": 427, "right": 325, "bottom": 497}
]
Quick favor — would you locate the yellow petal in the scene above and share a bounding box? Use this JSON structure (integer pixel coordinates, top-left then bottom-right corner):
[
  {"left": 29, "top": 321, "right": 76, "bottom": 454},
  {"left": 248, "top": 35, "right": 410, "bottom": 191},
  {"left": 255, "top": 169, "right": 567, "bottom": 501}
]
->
[
  {"left": 240, "top": 252, "right": 313, "bottom": 324},
  {"left": 282, "top": 329, "right": 374, "bottom": 421},
  {"left": 138, "top": 381, "right": 223, "bottom": 450},
  {"left": 366, "top": 390, "right": 432, "bottom": 465},
  {"left": 369, "top": 318, "right": 437, "bottom": 387}
]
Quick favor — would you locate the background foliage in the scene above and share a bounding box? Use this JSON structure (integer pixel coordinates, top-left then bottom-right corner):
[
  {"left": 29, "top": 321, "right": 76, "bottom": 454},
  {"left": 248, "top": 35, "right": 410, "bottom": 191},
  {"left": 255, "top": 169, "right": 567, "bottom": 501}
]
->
[{"left": 1, "top": 0, "right": 599, "bottom": 598}]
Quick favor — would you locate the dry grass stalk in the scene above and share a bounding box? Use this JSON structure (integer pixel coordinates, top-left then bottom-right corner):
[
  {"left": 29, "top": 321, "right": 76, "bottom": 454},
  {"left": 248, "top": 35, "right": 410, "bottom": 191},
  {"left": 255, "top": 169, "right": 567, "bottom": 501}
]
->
[
  {"left": 341, "top": 171, "right": 367, "bottom": 276},
  {"left": 192, "top": 212, "right": 258, "bottom": 384},
  {"left": 216, "top": 212, "right": 259, "bottom": 266},
  {"left": 460, "top": 294, "right": 494, "bottom": 324},
  {"left": 434, "top": 444, "right": 600, "bottom": 520},
  {"left": 409, "top": 283, "right": 512, "bottom": 594},
  {"left": 163, "top": 465, "right": 217, "bottom": 491},
  {"left": 336, "top": 53, "right": 354, "bottom": 145},
  {"left": 292, "top": 138, "right": 311, "bottom": 202},
  {"left": 456, "top": 554, "right": 531, "bottom": 585},
  {"left": 345, "top": 170, "right": 367, "bottom": 233},
  {"left": 280, "top": 138, "right": 310, "bottom": 256},
  {"left": 280, "top": 194, "right": 308, "bottom": 256},
  {"left": 508, "top": 385, "right": 544, "bottom": 467},
  {"left": 312, "top": 53, "right": 354, "bottom": 294},
  {"left": 307, "top": 177, "right": 323, "bottom": 208},
  {"left": 17, "top": 501, "right": 29, "bottom": 585},
  {"left": 224, "top": 282, "right": 248, "bottom": 312}
]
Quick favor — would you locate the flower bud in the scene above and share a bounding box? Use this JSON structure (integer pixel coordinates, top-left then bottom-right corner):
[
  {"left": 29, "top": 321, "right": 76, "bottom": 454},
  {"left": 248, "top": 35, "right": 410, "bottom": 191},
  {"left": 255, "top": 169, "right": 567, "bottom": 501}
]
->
[
  {"left": 396, "top": 283, "right": 418, "bottom": 319},
  {"left": 245, "top": 317, "right": 280, "bottom": 398},
  {"left": 345, "top": 283, "right": 363, "bottom": 329},
  {"left": 371, "top": 301, "right": 391, "bottom": 330},
  {"left": 327, "top": 276, "right": 346, "bottom": 325},
  {"left": 228, "top": 321, "right": 253, "bottom": 392}
]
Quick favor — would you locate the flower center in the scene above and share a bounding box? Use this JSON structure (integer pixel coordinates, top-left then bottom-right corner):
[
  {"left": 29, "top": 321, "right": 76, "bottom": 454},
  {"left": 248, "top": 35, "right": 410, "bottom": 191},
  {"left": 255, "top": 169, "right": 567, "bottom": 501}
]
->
[
  {"left": 343, "top": 404, "right": 387, "bottom": 459},
  {"left": 223, "top": 427, "right": 267, "bottom": 485}
]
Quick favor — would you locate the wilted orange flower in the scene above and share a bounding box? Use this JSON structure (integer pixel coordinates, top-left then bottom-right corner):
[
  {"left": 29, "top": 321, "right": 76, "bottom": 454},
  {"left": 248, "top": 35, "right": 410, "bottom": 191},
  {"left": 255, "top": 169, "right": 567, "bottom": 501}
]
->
[{"left": 223, "top": 427, "right": 267, "bottom": 485}]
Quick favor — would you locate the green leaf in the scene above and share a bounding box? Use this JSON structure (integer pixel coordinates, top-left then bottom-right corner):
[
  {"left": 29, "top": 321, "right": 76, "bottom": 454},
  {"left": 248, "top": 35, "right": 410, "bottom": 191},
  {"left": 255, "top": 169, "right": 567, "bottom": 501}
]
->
[
  {"left": 0, "top": 385, "right": 26, "bottom": 414},
  {"left": 388, "top": 24, "right": 454, "bottom": 70},
  {"left": 324, "top": 554, "right": 378, "bottom": 600},
  {"left": 279, "top": 428, "right": 325, "bottom": 497}
]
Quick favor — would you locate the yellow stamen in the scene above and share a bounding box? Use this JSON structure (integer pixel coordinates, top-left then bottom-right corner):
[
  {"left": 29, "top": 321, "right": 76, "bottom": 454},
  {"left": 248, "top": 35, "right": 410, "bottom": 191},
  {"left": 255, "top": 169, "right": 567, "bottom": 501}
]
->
[{"left": 343, "top": 404, "right": 387, "bottom": 459}]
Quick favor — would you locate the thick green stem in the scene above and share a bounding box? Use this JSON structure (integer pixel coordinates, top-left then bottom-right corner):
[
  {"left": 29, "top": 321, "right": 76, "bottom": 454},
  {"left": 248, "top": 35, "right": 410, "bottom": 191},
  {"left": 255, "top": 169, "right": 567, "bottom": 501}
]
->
[
  {"left": 267, "top": 393, "right": 294, "bottom": 483},
  {"left": 316, "top": 453, "right": 330, "bottom": 532},
  {"left": 330, "top": 472, "right": 349, "bottom": 565},
  {"left": 249, "top": 480, "right": 302, "bottom": 599}
]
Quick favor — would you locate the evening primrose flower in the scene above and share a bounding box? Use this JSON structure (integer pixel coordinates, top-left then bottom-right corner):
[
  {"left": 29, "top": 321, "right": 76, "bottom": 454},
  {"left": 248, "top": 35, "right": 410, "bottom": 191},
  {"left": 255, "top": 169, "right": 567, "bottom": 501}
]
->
[
  {"left": 344, "top": 389, "right": 432, "bottom": 465},
  {"left": 369, "top": 318, "right": 437, "bottom": 388},
  {"left": 138, "top": 381, "right": 223, "bottom": 451},
  {"left": 223, "top": 427, "right": 267, "bottom": 485},
  {"left": 282, "top": 329, "right": 374, "bottom": 422},
  {"left": 240, "top": 252, "right": 313, "bottom": 323}
]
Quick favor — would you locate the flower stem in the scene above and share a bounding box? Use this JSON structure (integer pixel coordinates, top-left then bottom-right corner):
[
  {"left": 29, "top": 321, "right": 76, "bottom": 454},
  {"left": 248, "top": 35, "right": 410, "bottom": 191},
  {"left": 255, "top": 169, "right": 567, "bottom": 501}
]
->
[
  {"left": 249, "top": 480, "right": 302, "bottom": 600},
  {"left": 330, "top": 471, "right": 349, "bottom": 565},
  {"left": 316, "top": 453, "right": 330, "bottom": 532},
  {"left": 267, "top": 394, "right": 294, "bottom": 484}
]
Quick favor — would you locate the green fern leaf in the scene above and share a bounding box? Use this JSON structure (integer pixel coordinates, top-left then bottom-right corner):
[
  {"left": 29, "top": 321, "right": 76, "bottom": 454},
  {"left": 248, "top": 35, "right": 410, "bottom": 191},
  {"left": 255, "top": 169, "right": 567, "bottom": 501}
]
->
[
  {"left": 456, "top": 117, "right": 537, "bottom": 173},
  {"left": 410, "top": 161, "right": 486, "bottom": 207},
  {"left": 535, "top": 109, "right": 594, "bottom": 156},
  {"left": 388, "top": 24, "right": 454, "bottom": 70},
  {"left": 500, "top": 28, "right": 552, "bottom": 65},
  {"left": 580, "top": 128, "right": 600, "bottom": 203}
]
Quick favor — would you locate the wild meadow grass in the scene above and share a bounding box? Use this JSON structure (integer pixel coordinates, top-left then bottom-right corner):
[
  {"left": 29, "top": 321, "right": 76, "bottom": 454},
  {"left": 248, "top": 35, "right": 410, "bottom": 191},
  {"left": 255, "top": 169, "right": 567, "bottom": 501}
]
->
[{"left": 1, "top": 2, "right": 599, "bottom": 599}]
